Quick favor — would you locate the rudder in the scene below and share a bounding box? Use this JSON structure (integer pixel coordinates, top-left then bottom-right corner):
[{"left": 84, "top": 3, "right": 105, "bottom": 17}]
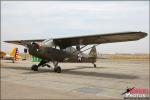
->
[
  {"left": 10, "top": 48, "right": 21, "bottom": 60},
  {"left": 89, "top": 46, "right": 97, "bottom": 63},
  {"left": 10, "top": 48, "right": 17, "bottom": 57}
]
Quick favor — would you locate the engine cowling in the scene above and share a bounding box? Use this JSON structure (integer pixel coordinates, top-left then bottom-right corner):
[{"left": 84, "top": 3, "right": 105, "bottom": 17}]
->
[{"left": 31, "top": 42, "right": 40, "bottom": 49}]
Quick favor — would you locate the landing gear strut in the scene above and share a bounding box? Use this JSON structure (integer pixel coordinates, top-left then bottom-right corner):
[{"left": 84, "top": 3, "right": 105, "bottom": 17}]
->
[
  {"left": 31, "top": 60, "right": 50, "bottom": 71},
  {"left": 31, "top": 60, "right": 61, "bottom": 73}
]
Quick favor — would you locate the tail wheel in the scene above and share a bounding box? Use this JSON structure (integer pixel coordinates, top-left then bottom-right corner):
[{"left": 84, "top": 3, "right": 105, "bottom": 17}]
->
[
  {"left": 12, "top": 60, "right": 14, "bottom": 63},
  {"left": 54, "top": 66, "right": 61, "bottom": 73},
  {"left": 31, "top": 64, "right": 38, "bottom": 71},
  {"left": 94, "top": 64, "right": 96, "bottom": 68}
]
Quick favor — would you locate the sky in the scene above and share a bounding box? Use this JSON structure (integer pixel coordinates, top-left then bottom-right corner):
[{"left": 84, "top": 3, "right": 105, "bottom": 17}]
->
[{"left": 1, "top": 1, "right": 149, "bottom": 54}]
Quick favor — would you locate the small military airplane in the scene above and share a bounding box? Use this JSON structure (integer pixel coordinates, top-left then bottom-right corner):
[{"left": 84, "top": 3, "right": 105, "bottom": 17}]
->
[
  {"left": 4, "top": 31, "right": 147, "bottom": 73},
  {"left": 0, "top": 48, "right": 21, "bottom": 63}
]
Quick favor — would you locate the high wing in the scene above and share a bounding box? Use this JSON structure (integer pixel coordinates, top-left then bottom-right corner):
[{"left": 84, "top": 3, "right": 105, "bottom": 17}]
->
[
  {"left": 4, "top": 39, "right": 45, "bottom": 46},
  {"left": 53, "top": 31, "right": 147, "bottom": 48},
  {"left": 4, "top": 32, "right": 147, "bottom": 48}
]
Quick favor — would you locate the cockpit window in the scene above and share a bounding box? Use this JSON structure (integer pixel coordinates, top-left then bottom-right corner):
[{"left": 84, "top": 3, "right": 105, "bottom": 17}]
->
[
  {"left": 42, "top": 39, "right": 60, "bottom": 49},
  {"left": 42, "top": 39, "right": 54, "bottom": 47},
  {"left": 42, "top": 39, "right": 51, "bottom": 44}
]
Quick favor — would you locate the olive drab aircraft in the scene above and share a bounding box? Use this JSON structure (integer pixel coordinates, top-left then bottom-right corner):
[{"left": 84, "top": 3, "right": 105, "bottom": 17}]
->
[{"left": 4, "top": 31, "right": 147, "bottom": 73}]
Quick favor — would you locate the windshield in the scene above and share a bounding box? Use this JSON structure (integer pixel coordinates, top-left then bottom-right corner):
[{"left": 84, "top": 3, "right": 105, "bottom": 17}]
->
[
  {"left": 41, "top": 39, "right": 55, "bottom": 47},
  {"left": 42, "top": 39, "right": 51, "bottom": 44}
]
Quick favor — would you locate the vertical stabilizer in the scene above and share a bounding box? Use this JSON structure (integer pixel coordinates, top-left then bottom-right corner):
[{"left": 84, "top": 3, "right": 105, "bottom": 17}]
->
[
  {"left": 89, "top": 46, "right": 97, "bottom": 63},
  {"left": 10, "top": 48, "right": 17, "bottom": 57},
  {"left": 10, "top": 48, "right": 21, "bottom": 60}
]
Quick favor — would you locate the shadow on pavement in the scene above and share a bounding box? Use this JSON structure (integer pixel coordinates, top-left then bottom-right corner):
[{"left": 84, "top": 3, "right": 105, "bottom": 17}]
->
[{"left": 1, "top": 66, "right": 138, "bottom": 79}]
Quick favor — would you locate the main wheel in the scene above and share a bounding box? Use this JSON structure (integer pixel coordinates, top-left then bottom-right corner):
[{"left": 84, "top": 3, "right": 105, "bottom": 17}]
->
[
  {"left": 57, "top": 66, "right": 61, "bottom": 73},
  {"left": 54, "top": 66, "right": 61, "bottom": 73},
  {"left": 31, "top": 64, "right": 38, "bottom": 71}
]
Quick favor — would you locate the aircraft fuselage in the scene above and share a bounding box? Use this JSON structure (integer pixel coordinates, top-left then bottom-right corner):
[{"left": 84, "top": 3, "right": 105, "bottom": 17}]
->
[{"left": 27, "top": 43, "right": 96, "bottom": 63}]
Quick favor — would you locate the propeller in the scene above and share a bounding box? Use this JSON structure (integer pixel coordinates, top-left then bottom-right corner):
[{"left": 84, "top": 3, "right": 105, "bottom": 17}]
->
[
  {"left": 76, "top": 45, "right": 80, "bottom": 51},
  {"left": 31, "top": 42, "right": 40, "bottom": 49}
]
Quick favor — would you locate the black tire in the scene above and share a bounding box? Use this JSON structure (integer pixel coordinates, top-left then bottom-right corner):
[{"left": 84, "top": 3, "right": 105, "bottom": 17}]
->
[
  {"left": 94, "top": 64, "right": 96, "bottom": 68},
  {"left": 31, "top": 64, "right": 38, "bottom": 71}
]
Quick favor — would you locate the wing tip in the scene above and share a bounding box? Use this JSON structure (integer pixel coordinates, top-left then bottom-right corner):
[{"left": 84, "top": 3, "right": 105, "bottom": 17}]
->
[
  {"left": 3, "top": 41, "right": 10, "bottom": 43},
  {"left": 138, "top": 31, "right": 148, "bottom": 39}
]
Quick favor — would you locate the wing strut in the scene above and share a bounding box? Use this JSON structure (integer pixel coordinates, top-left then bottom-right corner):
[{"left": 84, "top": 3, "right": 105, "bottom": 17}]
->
[
  {"left": 80, "top": 44, "right": 100, "bottom": 54},
  {"left": 71, "top": 45, "right": 87, "bottom": 55},
  {"left": 63, "top": 44, "right": 100, "bottom": 61}
]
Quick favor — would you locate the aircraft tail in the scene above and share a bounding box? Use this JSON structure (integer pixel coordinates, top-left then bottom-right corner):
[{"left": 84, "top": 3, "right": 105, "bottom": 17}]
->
[
  {"left": 89, "top": 46, "right": 97, "bottom": 63},
  {"left": 10, "top": 48, "right": 21, "bottom": 60}
]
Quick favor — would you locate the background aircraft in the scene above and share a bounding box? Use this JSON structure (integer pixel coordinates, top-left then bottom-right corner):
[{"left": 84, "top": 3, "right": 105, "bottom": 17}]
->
[
  {"left": 4, "top": 31, "right": 147, "bottom": 73},
  {"left": 0, "top": 48, "right": 21, "bottom": 63},
  {"left": 0, "top": 51, "right": 6, "bottom": 58}
]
